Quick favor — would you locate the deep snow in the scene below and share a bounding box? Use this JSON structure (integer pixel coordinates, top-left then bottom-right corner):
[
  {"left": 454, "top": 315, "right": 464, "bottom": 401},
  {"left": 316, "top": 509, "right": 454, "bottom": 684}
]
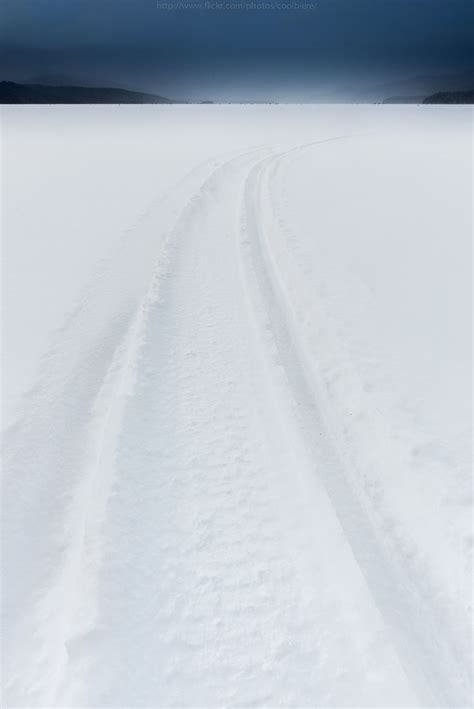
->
[{"left": 1, "top": 105, "right": 472, "bottom": 707}]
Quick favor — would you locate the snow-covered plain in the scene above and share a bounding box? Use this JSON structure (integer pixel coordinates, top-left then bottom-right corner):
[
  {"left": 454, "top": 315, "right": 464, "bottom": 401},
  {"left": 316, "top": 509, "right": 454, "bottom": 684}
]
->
[{"left": 1, "top": 105, "right": 472, "bottom": 707}]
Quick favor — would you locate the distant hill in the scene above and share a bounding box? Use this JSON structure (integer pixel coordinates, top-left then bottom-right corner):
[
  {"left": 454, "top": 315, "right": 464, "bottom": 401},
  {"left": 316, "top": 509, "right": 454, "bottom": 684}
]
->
[
  {"left": 357, "top": 72, "right": 474, "bottom": 104},
  {"left": 0, "top": 81, "right": 177, "bottom": 104},
  {"left": 382, "top": 96, "right": 425, "bottom": 104},
  {"left": 423, "top": 90, "right": 474, "bottom": 104}
]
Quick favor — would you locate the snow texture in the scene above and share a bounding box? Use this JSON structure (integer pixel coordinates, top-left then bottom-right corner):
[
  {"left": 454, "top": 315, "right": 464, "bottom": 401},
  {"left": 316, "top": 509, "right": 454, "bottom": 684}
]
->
[{"left": 1, "top": 105, "right": 472, "bottom": 708}]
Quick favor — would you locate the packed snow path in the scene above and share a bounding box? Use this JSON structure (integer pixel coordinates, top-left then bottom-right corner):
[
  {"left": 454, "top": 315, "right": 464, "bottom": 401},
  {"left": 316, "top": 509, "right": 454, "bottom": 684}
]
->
[{"left": 3, "top": 142, "right": 471, "bottom": 708}]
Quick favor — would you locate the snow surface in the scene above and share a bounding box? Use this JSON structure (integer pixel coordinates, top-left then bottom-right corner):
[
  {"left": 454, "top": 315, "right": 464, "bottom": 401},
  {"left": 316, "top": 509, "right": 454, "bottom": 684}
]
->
[{"left": 1, "top": 105, "right": 472, "bottom": 707}]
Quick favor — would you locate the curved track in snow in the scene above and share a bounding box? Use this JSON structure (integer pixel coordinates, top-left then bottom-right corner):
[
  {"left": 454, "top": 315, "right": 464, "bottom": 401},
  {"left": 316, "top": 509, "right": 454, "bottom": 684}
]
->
[
  {"left": 240, "top": 146, "right": 471, "bottom": 709},
  {"left": 3, "top": 143, "right": 470, "bottom": 707}
]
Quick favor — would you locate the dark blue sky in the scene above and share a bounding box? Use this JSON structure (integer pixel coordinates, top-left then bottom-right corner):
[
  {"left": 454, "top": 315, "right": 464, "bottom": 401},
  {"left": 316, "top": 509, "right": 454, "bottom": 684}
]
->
[{"left": 2, "top": 0, "right": 473, "bottom": 100}]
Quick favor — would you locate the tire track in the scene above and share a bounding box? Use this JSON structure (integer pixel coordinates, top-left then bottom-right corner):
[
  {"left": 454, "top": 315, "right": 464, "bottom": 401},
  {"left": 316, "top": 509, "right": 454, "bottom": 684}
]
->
[
  {"left": 64, "top": 143, "right": 416, "bottom": 708},
  {"left": 239, "top": 143, "right": 471, "bottom": 708},
  {"left": 5, "top": 135, "right": 467, "bottom": 707},
  {"left": 2, "top": 145, "right": 268, "bottom": 707}
]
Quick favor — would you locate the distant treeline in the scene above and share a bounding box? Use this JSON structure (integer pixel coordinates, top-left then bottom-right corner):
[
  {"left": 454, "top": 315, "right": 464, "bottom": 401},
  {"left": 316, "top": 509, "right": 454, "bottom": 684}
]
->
[
  {"left": 0, "top": 82, "right": 176, "bottom": 104},
  {"left": 423, "top": 90, "right": 474, "bottom": 104},
  {"left": 1, "top": 80, "right": 473, "bottom": 105}
]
